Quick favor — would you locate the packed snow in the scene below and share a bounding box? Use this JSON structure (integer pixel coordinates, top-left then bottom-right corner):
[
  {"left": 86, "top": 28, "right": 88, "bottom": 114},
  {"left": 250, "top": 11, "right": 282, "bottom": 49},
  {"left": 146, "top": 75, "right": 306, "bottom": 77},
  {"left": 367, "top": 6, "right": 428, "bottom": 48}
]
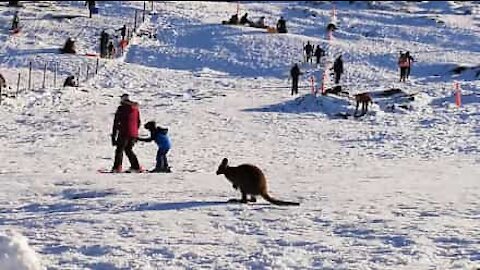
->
[{"left": 0, "top": 1, "right": 479, "bottom": 269}]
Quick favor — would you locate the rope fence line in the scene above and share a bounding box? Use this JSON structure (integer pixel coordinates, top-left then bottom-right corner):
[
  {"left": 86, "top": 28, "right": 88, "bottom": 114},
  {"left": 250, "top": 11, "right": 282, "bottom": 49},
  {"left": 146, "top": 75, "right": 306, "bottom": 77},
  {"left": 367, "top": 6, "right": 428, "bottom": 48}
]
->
[{"left": 0, "top": 1, "right": 156, "bottom": 105}]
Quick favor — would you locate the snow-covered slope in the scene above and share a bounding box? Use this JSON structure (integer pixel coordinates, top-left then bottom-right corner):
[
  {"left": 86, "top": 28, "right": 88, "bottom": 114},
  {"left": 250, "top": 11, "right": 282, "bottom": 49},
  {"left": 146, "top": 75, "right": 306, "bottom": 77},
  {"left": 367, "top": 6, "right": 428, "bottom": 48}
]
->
[{"left": 0, "top": 1, "right": 479, "bottom": 269}]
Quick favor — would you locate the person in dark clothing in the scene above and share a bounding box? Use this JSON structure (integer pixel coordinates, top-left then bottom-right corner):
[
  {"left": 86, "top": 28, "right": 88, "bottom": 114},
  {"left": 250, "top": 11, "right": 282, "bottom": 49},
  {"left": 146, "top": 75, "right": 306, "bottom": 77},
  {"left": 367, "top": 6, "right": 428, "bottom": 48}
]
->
[
  {"left": 11, "top": 11, "right": 20, "bottom": 30},
  {"left": 326, "top": 23, "right": 337, "bottom": 32},
  {"left": 8, "top": 1, "right": 21, "bottom": 7},
  {"left": 240, "top": 13, "right": 252, "bottom": 26},
  {"left": 111, "top": 94, "right": 142, "bottom": 173},
  {"left": 107, "top": 41, "right": 115, "bottom": 58},
  {"left": 332, "top": 55, "right": 344, "bottom": 84},
  {"left": 223, "top": 14, "right": 239, "bottom": 25},
  {"left": 63, "top": 75, "right": 77, "bottom": 87},
  {"left": 304, "top": 41, "right": 313, "bottom": 63},
  {"left": 252, "top": 16, "right": 267, "bottom": 28},
  {"left": 85, "top": 0, "right": 96, "bottom": 18},
  {"left": 138, "top": 121, "right": 172, "bottom": 173},
  {"left": 405, "top": 51, "right": 414, "bottom": 79},
  {"left": 100, "top": 30, "right": 109, "bottom": 58},
  {"left": 117, "top": 24, "right": 128, "bottom": 41},
  {"left": 398, "top": 52, "right": 408, "bottom": 82},
  {"left": 314, "top": 45, "right": 325, "bottom": 64},
  {"left": 60, "top": 37, "right": 76, "bottom": 54},
  {"left": 276, "top": 16, "right": 287, "bottom": 33},
  {"left": 290, "top": 63, "right": 302, "bottom": 95}
]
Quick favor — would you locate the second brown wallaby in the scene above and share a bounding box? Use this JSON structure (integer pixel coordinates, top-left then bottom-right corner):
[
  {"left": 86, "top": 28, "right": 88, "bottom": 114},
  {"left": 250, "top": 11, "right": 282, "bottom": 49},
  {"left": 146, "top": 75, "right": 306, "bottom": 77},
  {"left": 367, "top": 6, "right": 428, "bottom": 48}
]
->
[{"left": 216, "top": 158, "right": 300, "bottom": 206}]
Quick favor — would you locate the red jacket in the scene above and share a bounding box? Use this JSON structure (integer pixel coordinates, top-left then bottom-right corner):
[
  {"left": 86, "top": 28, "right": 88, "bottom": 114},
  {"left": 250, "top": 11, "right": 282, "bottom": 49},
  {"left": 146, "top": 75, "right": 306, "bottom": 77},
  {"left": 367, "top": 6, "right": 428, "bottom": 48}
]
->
[{"left": 112, "top": 101, "right": 140, "bottom": 138}]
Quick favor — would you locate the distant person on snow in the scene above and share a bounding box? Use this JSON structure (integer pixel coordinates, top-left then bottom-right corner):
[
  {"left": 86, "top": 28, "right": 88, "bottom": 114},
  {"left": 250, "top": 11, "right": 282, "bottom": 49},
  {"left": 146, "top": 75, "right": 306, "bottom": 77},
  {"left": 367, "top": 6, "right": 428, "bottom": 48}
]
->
[
  {"left": 314, "top": 45, "right": 325, "bottom": 64},
  {"left": 398, "top": 51, "right": 409, "bottom": 82},
  {"left": 240, "top": 13, "right": 252, "bottom": 26},
  {"left": 8, "top": 1, "right": 21, "bottom": 7},
  {"left": 405, "top": 51, "right": 415, "bottom": 80},
  {"left": 107, "top": 41, "right": 116, "bottom": 58},
  {"left": 63, "top": 75, "right": 77, "bottom": 87},
  {"left": 252, "top": 16, "right": 267, "bottom": 28},
  {"left": 223, "top": 14, "right": 239, "bottom": 25},
  {"left": 85, "top": 0, "right": 96, "bottom": 18},
  {"left": 100, "top": 30, "right": 110, "bottom": 58},
  {"left": 138, "top": 121, "right": 172, "bottom": 173},
  {"left": 11, "top": 11, "right": 19, "bottom": 30},
  {"left": 326, "top": 22, "right": 337, "bottom": 32},
  {"left": 290, "top": 63, "right": 303, "bottom": 95},
  {"left": 304, "top": 41, "right": 313, "bottom": 63},
  {"left": 111, "top": 94, "right": 142, "bottom": 173},
  {"left": 332, "top": 55, "right": 344, "bottom": 84},
  {"left": 60, "top": 37, "right": 76, "bottom": 54},
  {"left": 277, "top": 16, "right": 287, "bottom": 33},
  {"left": 117, "top": 24, "right": 128, "bottom": 41}
]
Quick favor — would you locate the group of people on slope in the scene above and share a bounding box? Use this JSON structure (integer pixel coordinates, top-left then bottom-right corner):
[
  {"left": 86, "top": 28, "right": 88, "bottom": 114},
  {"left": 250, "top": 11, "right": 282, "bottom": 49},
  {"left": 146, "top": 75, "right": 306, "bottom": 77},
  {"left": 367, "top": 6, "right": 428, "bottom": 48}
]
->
[
  {"left": 111, "top": 94, "right": 172, "bottom": 173},
  {"left": 304, "top": 41, "right": 326, "bottom": 65},
  {"left": 289, "top": 54, "right": 343, "bottom": 96},
  {"left": 290, "top": 49, "right": 415, "bottom": 96},
  {"left": 223, "top": 13, "right": 288, "bottom": 33}
]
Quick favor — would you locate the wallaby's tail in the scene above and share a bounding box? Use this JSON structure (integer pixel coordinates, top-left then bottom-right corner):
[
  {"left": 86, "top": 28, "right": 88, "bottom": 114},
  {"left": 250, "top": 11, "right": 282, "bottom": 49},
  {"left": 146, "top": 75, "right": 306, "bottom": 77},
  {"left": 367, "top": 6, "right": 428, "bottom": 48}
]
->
[{"left": 261, "top": 192, "right": 300, "bottom": 206}]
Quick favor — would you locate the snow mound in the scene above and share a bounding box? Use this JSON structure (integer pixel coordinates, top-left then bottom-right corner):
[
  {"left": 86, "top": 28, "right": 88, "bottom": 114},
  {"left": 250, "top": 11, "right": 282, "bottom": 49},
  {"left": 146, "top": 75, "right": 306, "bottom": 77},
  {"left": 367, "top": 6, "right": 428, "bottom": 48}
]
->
[{"left": 0, "top": 230, "right": 44, "bottom": 270}]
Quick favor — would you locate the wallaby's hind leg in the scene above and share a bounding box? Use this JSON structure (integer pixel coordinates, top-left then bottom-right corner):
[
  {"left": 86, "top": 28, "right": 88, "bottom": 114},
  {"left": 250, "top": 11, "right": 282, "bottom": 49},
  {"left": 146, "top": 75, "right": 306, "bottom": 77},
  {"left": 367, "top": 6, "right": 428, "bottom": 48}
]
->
[
  {"left": 227, "top": 192, "right": 248, "bottom": 203},
  {"left": 240, "top": 192, "right": 248, "bottom": 203}
]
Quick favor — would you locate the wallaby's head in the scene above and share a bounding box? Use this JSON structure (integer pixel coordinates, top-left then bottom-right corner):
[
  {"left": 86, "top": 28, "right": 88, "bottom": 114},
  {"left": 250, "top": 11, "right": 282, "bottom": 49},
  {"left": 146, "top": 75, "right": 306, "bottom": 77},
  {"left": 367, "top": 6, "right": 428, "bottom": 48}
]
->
[{"left": 216, "top": 158, "right": 229, "bottom": 175}]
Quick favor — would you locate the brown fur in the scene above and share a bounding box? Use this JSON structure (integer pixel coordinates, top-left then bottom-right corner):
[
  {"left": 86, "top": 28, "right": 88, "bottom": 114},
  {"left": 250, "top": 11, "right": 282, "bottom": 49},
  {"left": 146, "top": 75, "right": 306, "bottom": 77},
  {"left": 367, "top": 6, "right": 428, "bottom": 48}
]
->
[
  {"left": 354, "top": 93, "right": 372, "bottom": 116},
  {"left": 216, "top": 158, "right": 300, "bottom": 206}
]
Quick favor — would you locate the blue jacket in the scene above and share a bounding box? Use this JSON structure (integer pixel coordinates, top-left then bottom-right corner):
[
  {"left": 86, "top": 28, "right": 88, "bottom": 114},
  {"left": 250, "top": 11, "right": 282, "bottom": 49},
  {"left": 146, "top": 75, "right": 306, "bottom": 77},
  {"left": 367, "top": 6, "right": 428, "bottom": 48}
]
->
[{"left": 154, "top": 129, "right": 171, "bottom": 150}]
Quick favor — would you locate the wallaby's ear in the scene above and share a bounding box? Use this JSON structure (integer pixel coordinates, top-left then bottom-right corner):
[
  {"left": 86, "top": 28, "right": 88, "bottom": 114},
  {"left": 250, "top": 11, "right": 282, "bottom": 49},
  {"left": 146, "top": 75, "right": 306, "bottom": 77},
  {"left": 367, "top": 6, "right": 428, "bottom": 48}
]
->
[{"left": 221, "top": 158, "right": 228, "bottom": 166}]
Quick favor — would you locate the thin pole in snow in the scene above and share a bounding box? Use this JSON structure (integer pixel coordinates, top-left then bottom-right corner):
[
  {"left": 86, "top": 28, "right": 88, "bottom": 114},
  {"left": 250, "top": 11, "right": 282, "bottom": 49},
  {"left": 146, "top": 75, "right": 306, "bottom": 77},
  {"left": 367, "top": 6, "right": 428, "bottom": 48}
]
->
[
  {"left": 54, "top": 62, "right": 57, "bottom": 88},
  {"left": 42, "top": 62, "right": 47, "bottom": 88},
  {"left": 76, "top": 66, "right": 80, "bottom": 87},
  {"left": 143, "top": 1, "right": 146, "bottom": 22},
  {"left": 134, "top": 10, "right": 138, "bottom": 31},
  {"left": 28, "top": 61, "right": 32, "bottom": 90},
  {"left": 95, "top": 58, "right": 99, "bottom": 74},
  {"left": 16, "top": 72, "right": 21, "bottom": 96},
  {"left": 310, "top": 76, "right": 315, "bottom": 95}
]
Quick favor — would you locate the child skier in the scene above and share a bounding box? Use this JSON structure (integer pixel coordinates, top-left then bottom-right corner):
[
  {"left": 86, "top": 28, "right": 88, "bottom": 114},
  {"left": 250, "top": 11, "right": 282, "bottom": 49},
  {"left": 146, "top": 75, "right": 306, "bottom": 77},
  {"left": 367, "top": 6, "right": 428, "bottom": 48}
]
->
[{"left": 138, "top": 121, "right": 172, "bottom": 173}]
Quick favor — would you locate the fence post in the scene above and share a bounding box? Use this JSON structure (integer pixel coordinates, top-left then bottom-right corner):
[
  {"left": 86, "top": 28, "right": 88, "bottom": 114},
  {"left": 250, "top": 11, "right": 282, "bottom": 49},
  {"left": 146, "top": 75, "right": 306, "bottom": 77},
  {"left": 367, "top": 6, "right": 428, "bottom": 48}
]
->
[
  {"left": 28, "top": 61, "right": 32, "bottom": 90},
  {"left": 86, "top": 64, "right": 90, "bottom": 80},
  {"left": 76, "top": 66, "right": 80, "bottom": 87},
  {"left": 0, "top": 84, "right": 2, "bottom": 105},
  {"left": 54, "top": 62, "right": 57, "bottom": 88},
  {"left": 134, "top": 10, "right": 138, "bottom": 31},
  {"left": 151, "top": 1, "right": 154, "bottom": 11},
  {"left": 95, "top": 58, "right": 99, "bottom": 74},
  {"left": 42, "top": 62, "right": 47, "bottom": 88},
  {"left": 143, "top": 2, "right": 146, "bottom": 22},
  {"left": 16, "top": 72, "right": 21, "bottom": 96}
]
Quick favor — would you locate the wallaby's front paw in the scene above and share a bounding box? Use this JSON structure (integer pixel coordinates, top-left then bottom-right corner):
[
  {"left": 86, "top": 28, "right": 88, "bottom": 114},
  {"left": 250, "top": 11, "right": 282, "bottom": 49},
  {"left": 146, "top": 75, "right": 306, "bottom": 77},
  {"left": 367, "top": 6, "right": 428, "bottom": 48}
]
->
[{"left": 227, "top": 198, "right": 241, "bottom": 203}]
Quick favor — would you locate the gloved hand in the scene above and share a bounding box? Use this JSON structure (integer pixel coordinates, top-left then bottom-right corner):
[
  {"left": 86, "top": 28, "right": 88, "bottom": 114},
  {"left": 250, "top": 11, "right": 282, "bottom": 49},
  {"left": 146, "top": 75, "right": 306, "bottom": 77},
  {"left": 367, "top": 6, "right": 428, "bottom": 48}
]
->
[{"left": 111, "top": 134, "right": 117, "bottom": 146}]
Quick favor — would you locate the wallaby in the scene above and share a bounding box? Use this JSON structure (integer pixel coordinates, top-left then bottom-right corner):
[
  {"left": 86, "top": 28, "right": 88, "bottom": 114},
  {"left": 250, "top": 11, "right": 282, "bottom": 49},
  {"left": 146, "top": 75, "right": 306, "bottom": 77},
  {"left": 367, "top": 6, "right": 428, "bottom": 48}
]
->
[
  {"left": 216, "top": 158, "right": 300, "bottom": 206},
  {"left": 354, "top": 93, "right": 372, "bottom": 116}
]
